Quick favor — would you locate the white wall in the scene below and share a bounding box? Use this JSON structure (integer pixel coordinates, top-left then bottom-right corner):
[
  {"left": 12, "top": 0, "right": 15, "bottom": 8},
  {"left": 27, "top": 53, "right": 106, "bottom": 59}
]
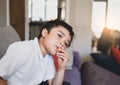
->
[
  {"left": 0, "top": 0, "right": 29, "bottom": 40},
  {"left": 66, "top": 0, "right": 94, "bottom": 64},
  {"left": 0, "top": 0, "right": 9, "bottom": 26}
]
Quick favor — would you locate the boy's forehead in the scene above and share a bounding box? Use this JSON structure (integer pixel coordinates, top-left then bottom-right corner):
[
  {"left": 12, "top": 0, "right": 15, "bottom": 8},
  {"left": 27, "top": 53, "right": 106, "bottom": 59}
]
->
[
  {"left": 52, "top": 26, "right": 70, "bottom": 35},
  {"left": 52, "top": 26, "right": 69, "bottom": 32},
  {"left": 52, "top": 26, "right": 71, "bottom": 40}
]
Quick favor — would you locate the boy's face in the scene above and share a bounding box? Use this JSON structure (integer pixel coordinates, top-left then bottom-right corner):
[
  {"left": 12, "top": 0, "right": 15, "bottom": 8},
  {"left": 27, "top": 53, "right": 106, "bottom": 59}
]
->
[{"left": 41, "top": 26, "right": 71, "bottom": 55}]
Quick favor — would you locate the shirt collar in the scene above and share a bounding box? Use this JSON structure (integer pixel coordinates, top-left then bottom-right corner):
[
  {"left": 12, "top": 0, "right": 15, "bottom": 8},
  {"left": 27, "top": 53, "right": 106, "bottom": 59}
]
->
[
  {"left": 34, "top": 37, "right": 51, "bottom": 60},
  {"left": 34, "top": 37, "right": 44, "bottom": 60}
]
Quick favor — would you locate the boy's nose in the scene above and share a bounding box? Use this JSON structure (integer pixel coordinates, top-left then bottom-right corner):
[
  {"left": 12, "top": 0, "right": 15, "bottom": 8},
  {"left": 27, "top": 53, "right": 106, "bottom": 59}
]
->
[{"left": 59, "top": 42, "right": 65, "bottom": 49}]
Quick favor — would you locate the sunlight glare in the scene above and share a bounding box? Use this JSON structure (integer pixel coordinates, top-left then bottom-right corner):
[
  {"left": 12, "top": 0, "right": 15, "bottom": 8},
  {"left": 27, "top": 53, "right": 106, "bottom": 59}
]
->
[
  {"left": 107, "top": 0, "right": 120, "bottom": 32},
  {"left": 92, "top": 2, "right": 106, "bottom": 38}
]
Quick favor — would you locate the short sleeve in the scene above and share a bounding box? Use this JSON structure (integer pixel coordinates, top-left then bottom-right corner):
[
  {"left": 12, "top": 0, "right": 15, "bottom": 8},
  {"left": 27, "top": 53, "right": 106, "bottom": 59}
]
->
[{"left": 0, "top": 42, "right": 30, "bottom": 79}]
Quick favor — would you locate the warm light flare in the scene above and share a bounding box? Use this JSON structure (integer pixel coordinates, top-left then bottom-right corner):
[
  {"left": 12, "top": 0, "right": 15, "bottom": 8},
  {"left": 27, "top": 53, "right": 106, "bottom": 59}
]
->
[
  {"left": 92, "top": 2, "right": 106, "bottom": 38},
  {"left": 106, "top": 0, "right": 120, "bottom": 32},
  {"left": 92, "top": 0, "right": 120, "bottom": 39}
]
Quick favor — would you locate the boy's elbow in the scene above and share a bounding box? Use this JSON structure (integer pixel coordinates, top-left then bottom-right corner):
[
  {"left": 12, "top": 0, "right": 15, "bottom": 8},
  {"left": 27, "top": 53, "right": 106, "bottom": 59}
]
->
[{"left": 0, "top": 77, "right": 7, "bottom": 85}]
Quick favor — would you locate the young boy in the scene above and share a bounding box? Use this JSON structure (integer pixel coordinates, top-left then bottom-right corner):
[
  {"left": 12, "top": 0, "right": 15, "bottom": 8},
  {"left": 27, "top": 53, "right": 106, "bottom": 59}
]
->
[{"left": 0, "top": 19, "right": 74, "bottom": 85}]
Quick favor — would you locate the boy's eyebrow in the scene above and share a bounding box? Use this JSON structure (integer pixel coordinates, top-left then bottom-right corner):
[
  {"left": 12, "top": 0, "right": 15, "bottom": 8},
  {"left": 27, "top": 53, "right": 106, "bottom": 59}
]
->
[{"left": 58, "top": 30, "right": 65, "bottom": 36}]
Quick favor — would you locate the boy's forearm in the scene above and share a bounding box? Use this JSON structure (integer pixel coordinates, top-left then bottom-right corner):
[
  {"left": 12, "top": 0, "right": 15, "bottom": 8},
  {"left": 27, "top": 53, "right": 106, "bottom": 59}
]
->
[
  {"left": 0, "top": 77, "right": 7, "bottom": 85},
  {"left": 51, "top": 68, "right": 65, "bottom": 85}
]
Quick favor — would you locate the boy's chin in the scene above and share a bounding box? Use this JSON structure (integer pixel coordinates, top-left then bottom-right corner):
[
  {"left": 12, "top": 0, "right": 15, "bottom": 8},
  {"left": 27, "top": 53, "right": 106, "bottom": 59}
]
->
[
  {"left": 51, "top": 52, "right": 56, "bottom": 56},
  {"left": 48, "top": 52, "right": 54, "bottom": 55},
  {"left": 51, "top": 53, "right": 56, "bottom": 56}
]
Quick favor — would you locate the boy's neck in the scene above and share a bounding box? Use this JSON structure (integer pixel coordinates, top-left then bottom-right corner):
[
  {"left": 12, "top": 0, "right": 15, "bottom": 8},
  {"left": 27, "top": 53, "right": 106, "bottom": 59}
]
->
[{"left": 38, "top": 38, "right": 48, "bottom": 57}]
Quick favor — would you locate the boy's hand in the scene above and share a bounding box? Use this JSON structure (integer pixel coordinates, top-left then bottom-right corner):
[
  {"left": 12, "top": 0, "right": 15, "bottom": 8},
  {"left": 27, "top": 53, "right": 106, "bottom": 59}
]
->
[{"left": 56, "top": 48, "right": 70, "bottom": 70}]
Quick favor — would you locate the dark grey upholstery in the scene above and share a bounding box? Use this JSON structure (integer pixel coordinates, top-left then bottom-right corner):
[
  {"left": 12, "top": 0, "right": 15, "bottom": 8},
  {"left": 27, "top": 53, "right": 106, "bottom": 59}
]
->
[
  {"left": 0, "top": 26, "right": 21, "bottom": 59},
  {"left": 81, "top": 61, "right": 120, "bottom": 85}
]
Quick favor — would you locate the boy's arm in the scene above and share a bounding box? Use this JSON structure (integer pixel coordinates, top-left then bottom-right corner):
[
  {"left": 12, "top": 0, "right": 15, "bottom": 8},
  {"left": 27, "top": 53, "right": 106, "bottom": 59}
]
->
[
  {"left": 49, "top": 48, "right": 70, "bottom": 85},
  {"left": 48, "top": 68, "right": 65, "bottom": 85},
  {"left": 0, "top": 77, "right": 7, "bottom": 85}
]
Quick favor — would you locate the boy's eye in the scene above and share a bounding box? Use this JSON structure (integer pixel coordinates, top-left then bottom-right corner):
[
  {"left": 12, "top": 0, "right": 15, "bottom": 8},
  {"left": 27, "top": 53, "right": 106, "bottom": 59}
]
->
[
  {"left": 65, "top": 42, "right": 68, "bottom": 47},
  {"left": 58, "top": 34, "right": 62, "bottom": 38},
  {"left": 64, "top": 42, "right": 69, "bottom": 47}
]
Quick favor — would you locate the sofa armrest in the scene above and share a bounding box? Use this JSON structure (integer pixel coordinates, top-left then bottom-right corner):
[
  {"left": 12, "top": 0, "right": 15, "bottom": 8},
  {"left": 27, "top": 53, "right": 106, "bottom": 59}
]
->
[
  {"left": 81, "top": 61, "right": 120, "bottom": 85},
  {"left": 73, "top": 51, "right": 80, "bottom": 69},
  {"left": 64, "top": 67, "right": 81, "bottom": 85},
  {"left": 63, "top": 51, "right": 81, "bottom": 85},
  {"left": 0, "top": 26, "right": 21, "bottom": 59}
]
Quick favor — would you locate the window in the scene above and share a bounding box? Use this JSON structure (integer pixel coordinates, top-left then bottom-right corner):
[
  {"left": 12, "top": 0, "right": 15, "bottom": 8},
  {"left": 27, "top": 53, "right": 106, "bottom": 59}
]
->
[
  {"left": 91, "top": 2, "right": 106, "bottom": 38},
  {"left": 92, "top": 0, "right": 120, "bottom": 38},
  {"left": 28, "top": 0, "right": 58, "bottom": 21},
  {"left": 107, "top": 0, "right": 120, "bottom": 31}
]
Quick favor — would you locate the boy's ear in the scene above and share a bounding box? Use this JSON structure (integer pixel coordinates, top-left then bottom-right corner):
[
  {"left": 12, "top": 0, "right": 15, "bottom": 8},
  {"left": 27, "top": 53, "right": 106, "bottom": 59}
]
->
[{"left": 41, "top": 28, "right": 48, "bottom": 37}]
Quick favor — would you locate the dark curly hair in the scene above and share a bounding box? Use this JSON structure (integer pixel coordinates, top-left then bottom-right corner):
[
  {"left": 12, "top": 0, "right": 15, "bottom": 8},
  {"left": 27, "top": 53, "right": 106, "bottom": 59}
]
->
[{"left": 37, "top": 19, "right": 74, "bottom": 47}]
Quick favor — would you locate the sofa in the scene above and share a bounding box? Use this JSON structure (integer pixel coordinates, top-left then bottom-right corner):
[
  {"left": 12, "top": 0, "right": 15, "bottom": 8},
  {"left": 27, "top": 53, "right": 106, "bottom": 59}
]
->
[
  {"left": 0, "top": 26, "right": 21, "bottom": 59},
  {"left": 0, "top": 26, "right": 81, "bottom": 85},
  {"left": 64, "top": 51, "right": 81, "bottom": 85},
  {"left": 80, "top": 27, "right": 120, "bottom": 85},
  {"left": 81, "top": 61, "right": 120, "bottom": 85}
]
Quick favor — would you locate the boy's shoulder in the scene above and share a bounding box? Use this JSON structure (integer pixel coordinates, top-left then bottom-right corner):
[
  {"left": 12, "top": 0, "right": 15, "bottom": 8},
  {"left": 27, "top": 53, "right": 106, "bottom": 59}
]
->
[
  {"left": 9, "top": 40, "right": 34, "bottom": 51},
  {"left": 11, "top": 40, "right": 31, "bottom": 46}
]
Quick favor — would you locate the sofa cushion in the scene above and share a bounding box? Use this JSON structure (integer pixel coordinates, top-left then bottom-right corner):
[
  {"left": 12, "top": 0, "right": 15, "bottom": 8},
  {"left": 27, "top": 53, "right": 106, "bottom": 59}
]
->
[
  {"left": 53, "top": 55, "right": 58, "bottom": 71},
  {"left": 65, "top": 46, "right": 73, "bottom": 69},
  {"left": 81, "top": 61, "right": 120, "bottom": 85},
  {"left": 0, "top": 26, "right": 21, "bottom": 59},
  {"left": 90, "top": 53, "right": 120, "bottom": 76},
  {"left": 73, "top": 51, "right": 81, "bottom": 68},
  {"left": 64, "top": 67, "right": 81, "bottom": 85},
  {"left": 111, "top": 46, "right": 120, "bottom": 64}
]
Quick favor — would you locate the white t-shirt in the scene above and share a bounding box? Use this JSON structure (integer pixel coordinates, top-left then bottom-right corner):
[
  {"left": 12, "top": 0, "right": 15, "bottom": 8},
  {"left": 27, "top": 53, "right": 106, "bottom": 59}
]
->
[{"left": 0, "top": 38, "right": 55, "bottom": 85}]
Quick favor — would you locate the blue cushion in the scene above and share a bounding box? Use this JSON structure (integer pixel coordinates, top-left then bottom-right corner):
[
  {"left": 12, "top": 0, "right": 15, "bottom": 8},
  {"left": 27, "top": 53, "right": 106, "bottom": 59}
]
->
[{"left": 90, "top": 53, "right": 120, "bottom": 76}]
